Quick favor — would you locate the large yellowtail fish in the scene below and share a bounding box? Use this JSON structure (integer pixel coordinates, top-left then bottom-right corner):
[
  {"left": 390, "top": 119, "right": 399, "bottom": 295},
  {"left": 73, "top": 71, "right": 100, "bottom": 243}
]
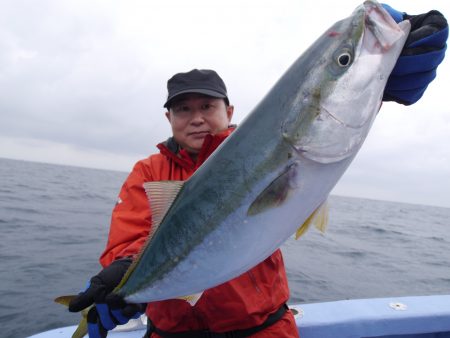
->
[
  {"left": 59, "top": 4, "right": 410, "bottom": 331},
  {"left": 116, "top": 0, "right": 410, "bottom": 304}
]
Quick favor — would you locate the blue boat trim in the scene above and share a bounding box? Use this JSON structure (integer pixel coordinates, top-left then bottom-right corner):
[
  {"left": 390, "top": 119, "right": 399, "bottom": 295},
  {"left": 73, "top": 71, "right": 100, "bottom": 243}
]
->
[
  {"left": 291, "top": 295, "right": 450, "bottom": 338},
  {"left": 29, "top": 295, "right": 450, "bottom": 338}
]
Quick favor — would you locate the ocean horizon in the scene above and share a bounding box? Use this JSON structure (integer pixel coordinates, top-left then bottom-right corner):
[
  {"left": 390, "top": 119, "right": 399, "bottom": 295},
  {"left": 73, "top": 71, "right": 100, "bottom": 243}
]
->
[{"left": 0, "top": 157, "right": 448, "bottom": 337}]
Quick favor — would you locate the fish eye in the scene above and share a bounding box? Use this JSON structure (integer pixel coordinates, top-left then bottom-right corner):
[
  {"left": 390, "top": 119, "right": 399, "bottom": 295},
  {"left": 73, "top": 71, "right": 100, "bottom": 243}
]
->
[{"left": 337, "top": 52, "right": 352, "bottom": 67}]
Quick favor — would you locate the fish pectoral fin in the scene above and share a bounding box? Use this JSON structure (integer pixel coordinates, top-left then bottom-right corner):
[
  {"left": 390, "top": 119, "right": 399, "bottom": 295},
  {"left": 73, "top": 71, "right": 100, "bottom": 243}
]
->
[
  {"left": 295, "top": 200, "right": 329, "bottom": 240},
  {"left": 177, "top": 292, "right": 204, "bottom": 306},
  {"left": 143, "top": 180, "right": 185, "bottom": 238},
  {"left": 247, "top": 164, "right": 298, "bottom": 216}
]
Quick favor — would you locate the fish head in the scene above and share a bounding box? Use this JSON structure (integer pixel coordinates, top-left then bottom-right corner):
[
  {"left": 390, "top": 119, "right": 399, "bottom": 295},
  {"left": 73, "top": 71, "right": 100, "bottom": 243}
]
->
[{"left": 288, "top": 0, "right": 410, "bottom": 164}]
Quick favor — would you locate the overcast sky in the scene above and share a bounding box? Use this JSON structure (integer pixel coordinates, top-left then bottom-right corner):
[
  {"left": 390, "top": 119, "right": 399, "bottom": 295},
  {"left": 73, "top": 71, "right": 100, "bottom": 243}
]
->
[{"left": 1, "top": 0, "right": 449, "bottom": 208}]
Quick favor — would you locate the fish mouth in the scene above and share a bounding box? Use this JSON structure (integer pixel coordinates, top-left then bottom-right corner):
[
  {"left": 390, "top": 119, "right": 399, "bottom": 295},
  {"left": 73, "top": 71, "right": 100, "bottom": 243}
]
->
[{"left": 363, "top": 0, "right": 405, "bottom": 52}]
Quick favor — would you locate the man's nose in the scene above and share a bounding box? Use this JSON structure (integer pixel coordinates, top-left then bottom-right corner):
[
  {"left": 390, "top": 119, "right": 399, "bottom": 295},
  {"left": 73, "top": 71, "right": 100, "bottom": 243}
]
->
[{"left": 190, "top": 109, "right": 205, "bottom": 124}]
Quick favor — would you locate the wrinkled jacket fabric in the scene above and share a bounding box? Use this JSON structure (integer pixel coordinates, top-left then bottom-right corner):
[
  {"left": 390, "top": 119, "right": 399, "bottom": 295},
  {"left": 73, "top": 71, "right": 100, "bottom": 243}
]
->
[{"left": 100, "top": 127, "right": 299, "bottom": 337}]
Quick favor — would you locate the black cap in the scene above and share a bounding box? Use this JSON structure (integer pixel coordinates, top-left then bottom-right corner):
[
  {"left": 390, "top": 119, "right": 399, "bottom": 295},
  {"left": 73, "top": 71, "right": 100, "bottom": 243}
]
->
[{"left": 164, "top": 69, "right": 228, "bottom": 108}]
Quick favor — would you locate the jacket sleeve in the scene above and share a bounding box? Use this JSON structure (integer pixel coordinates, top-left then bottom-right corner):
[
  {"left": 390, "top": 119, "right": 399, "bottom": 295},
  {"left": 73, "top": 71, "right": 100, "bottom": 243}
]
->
[{"left": 99, "top": 160, "right": 153, "bottom": 267}]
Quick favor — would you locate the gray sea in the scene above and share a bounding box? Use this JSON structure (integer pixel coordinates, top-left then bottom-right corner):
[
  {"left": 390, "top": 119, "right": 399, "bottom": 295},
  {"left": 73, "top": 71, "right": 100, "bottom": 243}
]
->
[{"left": 0, "top": 157, "right": 449, "bottom": 338}]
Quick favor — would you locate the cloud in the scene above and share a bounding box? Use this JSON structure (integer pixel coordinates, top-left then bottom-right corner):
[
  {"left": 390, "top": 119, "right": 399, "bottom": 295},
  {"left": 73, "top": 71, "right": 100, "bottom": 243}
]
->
[{"left": 0, "top": 0, "right": 449, "bottom": 207}]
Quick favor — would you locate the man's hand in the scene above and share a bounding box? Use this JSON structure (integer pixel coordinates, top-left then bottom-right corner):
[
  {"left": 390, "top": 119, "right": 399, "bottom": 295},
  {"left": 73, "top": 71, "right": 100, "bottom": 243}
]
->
[
  {"left": 68, "top": 258, "right": 146, "bottom": 338},
  {"left": 383, "top": 4, "right": 448, "bottom": 105}
]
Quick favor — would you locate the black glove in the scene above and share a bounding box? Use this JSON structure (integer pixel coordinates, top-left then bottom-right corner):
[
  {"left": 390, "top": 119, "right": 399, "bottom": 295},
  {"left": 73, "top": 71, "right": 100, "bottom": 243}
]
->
[
  {"left": 69, "top": 258, "right": 146, "bottom": 338},
  {"left": 383, "top": 4, "right": 448, "bottom": 105}
]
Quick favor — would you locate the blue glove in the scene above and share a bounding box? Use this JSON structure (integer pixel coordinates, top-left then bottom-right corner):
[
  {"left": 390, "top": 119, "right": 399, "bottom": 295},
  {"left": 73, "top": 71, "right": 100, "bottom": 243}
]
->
[
  {"left": 68, "top": 258, "right": 146, "bottom": 338},
  {"left": 382, "top": 4, "right": 448, "bottom": 105}
]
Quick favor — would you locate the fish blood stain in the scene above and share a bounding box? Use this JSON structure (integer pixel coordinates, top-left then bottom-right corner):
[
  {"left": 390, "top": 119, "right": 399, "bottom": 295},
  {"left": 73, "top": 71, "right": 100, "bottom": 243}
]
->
[{"left": 328, "top": 31, "right": 340, "bottom": 37}]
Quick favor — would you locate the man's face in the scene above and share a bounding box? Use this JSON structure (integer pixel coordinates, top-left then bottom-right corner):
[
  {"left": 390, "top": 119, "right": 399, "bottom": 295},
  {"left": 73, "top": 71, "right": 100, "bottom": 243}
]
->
[{"left": 165, "top": 94, "right": 234, "bottom": 155}]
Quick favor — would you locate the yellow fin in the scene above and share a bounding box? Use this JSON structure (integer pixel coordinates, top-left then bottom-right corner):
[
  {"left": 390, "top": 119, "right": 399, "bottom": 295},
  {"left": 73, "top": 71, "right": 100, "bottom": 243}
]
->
[
  {"left": 313, "top": 200, "right": 329, "bottom": 233},
  {"left": 295, "top": 200, "right": 329, "bottom": 240},
  {"left": 294, "top": 219, "right": 312, "bottom": 240},
  {"left": 177, "top": 292, "right": 203, "bottom": 306},
  {"left": 71, "top": 318, "right": 88, "bottom": 338},
  {"left": 54, "top": 295, "right": 77, "bottom": 307},
  {"left": 54, "top": 295, "right": 88, "bottom": 338}
]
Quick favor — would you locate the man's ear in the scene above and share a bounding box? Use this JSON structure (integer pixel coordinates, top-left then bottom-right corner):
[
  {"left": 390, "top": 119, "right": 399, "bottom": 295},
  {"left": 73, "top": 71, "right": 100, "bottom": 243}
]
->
[
  {"left": 226, "top": 105, "right": 234, "bottom": 122},
  {"left": 165, "top": 111, "right": 171, "bottom": 122}
]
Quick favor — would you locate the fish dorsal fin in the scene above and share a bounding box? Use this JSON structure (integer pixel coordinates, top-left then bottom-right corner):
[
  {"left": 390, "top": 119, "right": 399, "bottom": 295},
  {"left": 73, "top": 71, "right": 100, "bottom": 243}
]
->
[
  {"left": 143, "top": 180, "right": 185, "bottom": 238},
  {"left": 115, "top": 180, "right": 185, "bottom": 291},
  {"left": 295, "top": 200, "right": 329, "bottom": 240},
  {"left": 247, "top": 164, "right": 298, "bottom": 216}
]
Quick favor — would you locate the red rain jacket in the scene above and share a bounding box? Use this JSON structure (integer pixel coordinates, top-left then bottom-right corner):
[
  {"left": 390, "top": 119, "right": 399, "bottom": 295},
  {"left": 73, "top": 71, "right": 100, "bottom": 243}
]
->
[{"left": 100, "top": 127, "right": 299, "bottom": 337}]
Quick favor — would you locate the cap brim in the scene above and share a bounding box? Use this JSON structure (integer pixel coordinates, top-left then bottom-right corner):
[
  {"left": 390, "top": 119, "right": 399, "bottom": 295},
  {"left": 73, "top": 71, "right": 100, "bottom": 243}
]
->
[{"left": 164, "top": 89, "right": 227, "bottom": 108}]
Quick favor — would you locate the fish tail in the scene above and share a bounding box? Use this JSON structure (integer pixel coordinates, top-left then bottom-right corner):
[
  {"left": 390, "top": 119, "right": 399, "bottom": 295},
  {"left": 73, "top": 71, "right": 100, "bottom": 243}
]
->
[{"left": 54, "top": 295, "right": 88, "bottom": 338}]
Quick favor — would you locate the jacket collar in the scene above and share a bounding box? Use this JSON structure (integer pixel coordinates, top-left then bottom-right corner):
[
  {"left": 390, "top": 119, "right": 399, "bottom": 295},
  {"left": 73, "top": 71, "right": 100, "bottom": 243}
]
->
[{"left": 157, "top": 126, "right": 236, "bottom": 171}]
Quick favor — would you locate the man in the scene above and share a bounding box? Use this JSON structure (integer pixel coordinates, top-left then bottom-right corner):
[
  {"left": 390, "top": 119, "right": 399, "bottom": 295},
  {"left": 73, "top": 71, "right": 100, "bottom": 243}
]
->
[{"left": 69, "top": 5, "right": 448, "bottom": 338}]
